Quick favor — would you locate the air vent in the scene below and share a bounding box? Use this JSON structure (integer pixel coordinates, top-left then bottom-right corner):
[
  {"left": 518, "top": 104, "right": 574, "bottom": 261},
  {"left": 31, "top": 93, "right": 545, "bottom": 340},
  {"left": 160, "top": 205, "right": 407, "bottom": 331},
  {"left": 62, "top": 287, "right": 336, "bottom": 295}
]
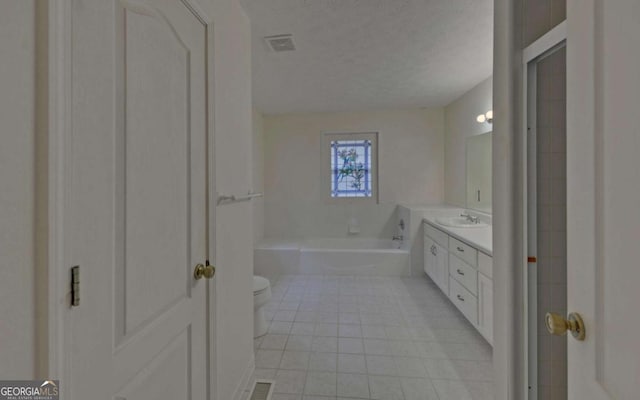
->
[
  {"left": 249, "top": 380, "right": 274, "bottom": 400},
  {"left": 264, "top": 34, "right": 295, "bottom": 52}
]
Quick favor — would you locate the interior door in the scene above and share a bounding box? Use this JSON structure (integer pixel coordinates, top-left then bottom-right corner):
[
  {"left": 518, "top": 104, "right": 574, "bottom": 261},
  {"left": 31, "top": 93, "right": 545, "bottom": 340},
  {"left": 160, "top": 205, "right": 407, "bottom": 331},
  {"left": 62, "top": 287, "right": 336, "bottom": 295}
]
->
[
  {"left": 66, "top": 0, "right": 209, "bottom": 399},
  {"left": 566, "top": 0, "right": 640, "bottom": 399}
]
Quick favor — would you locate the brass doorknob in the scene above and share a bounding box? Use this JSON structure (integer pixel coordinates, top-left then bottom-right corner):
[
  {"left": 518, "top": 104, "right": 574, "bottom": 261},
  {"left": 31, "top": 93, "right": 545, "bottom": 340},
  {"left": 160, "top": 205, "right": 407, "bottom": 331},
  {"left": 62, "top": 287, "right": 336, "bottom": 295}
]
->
[
  {"left": 194, "top": 263, "right": 216, "bottom": 280},
  {"left": 545, "top": 312, "right": 586, "bottom": 341}
]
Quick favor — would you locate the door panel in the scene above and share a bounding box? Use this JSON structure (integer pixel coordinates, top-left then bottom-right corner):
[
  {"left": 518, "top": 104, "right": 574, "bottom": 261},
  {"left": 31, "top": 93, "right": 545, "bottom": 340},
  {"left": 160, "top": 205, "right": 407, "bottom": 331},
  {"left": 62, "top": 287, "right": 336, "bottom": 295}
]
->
[
  {"left": 121, "top": 4, "right": 191, "bottom": 333},
  {"left": 115, "top": 329, "right": 190, "bottom": 400},
  {"left": 68, "top": 0, "right": 209, "bottom": 399},
  {"left": 567, "top": 0, "right": 640, "bottom": 399}
]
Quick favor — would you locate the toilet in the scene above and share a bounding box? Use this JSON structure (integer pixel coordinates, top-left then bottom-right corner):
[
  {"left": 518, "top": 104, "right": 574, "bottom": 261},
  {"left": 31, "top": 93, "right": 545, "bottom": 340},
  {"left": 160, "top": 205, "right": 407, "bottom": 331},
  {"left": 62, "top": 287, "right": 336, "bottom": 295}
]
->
[{"left": 253, "top": 276, "right": 272, "bottom": 338}]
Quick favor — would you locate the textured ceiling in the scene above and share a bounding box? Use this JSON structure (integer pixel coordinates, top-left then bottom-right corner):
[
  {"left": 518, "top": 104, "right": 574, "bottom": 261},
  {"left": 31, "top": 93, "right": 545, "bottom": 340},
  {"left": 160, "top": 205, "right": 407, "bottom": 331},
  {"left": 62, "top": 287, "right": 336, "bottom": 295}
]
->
[{"left": 241, "top": 0, "right": 493, "bottom": 114}]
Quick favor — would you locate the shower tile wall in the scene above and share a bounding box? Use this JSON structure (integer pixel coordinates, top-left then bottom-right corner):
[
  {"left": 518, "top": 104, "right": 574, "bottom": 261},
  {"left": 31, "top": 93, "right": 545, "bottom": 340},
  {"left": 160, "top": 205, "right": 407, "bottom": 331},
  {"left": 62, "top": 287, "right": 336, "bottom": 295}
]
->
[{"left": 536, "top": 47, "right": 567, "bottom": 400}]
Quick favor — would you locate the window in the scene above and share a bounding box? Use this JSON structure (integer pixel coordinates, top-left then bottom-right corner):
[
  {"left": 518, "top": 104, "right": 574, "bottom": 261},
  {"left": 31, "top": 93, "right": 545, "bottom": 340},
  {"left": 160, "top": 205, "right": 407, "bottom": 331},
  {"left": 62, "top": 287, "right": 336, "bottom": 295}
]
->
[
  {"left": 331, "top": 139, "right": 372, "bottom": 197},
  {"left": 323, "top": 132, "right": 378, "bottom": 201}
]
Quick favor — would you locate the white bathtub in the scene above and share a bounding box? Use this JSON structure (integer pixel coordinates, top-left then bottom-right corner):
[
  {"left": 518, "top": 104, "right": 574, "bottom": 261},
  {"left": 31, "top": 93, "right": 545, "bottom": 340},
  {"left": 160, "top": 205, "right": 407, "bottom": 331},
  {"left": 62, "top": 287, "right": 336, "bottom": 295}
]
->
[{"left": 254, "top": 238, "right": 410, "bottom": 276}]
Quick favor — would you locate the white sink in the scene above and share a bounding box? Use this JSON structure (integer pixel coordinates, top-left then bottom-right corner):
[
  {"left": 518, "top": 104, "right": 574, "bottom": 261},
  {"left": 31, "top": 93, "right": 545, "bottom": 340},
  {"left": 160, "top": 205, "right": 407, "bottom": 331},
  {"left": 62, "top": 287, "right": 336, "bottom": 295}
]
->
[{"left": 435, "top": 216, "right": 488, "bottom": 228}]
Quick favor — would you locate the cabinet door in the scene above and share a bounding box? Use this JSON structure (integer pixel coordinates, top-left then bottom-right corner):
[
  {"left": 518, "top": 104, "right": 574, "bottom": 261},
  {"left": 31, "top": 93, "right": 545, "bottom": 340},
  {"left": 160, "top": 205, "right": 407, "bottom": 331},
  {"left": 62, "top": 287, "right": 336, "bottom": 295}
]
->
[
  {"left": 424, "top": 236, "right": 437, "bottom": 281},
  {"left": 478, "top": 273, "right": 493, "bottom": 345},
  {"left": 434, "top": 242, "right": 449, "bottom": 295}
]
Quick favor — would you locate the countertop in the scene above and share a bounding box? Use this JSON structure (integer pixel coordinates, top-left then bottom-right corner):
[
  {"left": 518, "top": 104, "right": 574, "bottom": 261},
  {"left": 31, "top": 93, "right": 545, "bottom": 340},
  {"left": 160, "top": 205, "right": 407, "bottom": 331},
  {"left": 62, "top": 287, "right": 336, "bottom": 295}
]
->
[{"left": 422, "top": 214, "right": 493, "bottom": 256}]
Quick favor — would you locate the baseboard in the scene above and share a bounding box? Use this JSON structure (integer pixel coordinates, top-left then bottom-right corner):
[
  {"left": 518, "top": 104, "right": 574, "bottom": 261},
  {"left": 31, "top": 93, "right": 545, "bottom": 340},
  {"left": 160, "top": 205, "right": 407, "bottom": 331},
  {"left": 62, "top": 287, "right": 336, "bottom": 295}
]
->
[{"left": 231, "top": 355, "right": 255, "bottom": 400}]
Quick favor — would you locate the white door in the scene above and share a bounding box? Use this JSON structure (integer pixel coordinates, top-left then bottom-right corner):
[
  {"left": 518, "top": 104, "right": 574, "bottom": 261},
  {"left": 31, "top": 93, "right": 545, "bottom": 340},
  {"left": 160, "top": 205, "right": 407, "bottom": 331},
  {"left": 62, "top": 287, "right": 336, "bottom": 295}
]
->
[
  {"left": 566, "top": 0, "right": 640, "bottom": 399},
  {"left": 65, "top": 0, "right": 210, "bottom": 399}
]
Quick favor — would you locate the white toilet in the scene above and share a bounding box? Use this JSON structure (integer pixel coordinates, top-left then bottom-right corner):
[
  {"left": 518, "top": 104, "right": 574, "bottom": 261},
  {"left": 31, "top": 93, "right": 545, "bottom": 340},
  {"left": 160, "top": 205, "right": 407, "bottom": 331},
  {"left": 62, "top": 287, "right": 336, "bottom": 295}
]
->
[{"left": 253, "top": 276, "right": 272, "bottom": 338}]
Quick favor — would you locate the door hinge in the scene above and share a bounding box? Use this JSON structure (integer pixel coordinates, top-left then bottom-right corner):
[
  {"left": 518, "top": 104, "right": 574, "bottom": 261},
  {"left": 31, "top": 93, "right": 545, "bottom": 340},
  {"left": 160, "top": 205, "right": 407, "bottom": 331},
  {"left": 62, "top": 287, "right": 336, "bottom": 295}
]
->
[{"left": 71, "top": 266, "right": 80, "bottom": 307}]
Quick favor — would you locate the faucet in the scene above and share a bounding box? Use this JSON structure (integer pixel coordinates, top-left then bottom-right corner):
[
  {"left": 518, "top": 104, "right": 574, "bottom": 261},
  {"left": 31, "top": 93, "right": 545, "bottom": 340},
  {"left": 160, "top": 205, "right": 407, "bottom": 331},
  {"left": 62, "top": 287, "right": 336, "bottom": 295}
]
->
[
  {"left": 460, "top": 213, "right": 480, "bottom": 224},
  {"left": 392, "top": 235, "right": 404, "bottom": 241}
]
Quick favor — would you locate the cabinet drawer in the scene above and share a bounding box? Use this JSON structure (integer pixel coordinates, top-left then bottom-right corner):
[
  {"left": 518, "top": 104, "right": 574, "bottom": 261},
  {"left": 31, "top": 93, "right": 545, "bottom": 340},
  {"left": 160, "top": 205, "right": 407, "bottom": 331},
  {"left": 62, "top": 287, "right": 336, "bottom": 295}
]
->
[
  {"left": 478, "top": 252, "right": 492, "bottom": 278},
  {"left": 450, "top": 255, "right": 478, "bottom": 295},
  {"left": 449, "top": 237, "right": 477, "bottom": 267},
  {"left": 424, "top": 222, "right": 448, "bottom": 248},
  {"left": 449, "top": 277, "right": 478, "bottom": 325}
]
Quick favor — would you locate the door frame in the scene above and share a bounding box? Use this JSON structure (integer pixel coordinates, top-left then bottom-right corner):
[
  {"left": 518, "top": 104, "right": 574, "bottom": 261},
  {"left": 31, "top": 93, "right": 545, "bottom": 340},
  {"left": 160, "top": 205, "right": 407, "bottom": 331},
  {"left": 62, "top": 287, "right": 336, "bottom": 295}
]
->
[
  {"left": 521, "top": 21, "right": 567, "bottom": 400},
  {"left": 46, "top": 1, "right": 218, "bottom": 398}
]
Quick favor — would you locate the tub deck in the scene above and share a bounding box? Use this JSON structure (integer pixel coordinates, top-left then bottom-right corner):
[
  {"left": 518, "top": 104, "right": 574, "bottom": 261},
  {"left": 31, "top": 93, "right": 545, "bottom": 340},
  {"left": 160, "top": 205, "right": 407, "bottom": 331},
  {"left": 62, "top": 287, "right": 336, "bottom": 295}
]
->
[{"left": 255, "top": 238, "right": 411, "bottom": 277}]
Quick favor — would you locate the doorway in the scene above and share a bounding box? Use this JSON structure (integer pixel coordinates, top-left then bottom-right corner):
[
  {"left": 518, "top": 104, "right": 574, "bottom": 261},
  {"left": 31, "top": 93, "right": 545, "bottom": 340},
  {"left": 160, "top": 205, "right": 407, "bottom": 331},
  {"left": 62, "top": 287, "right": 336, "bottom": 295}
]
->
[{"left": 524, "top": 27, "right": 567, "bottom": 400}]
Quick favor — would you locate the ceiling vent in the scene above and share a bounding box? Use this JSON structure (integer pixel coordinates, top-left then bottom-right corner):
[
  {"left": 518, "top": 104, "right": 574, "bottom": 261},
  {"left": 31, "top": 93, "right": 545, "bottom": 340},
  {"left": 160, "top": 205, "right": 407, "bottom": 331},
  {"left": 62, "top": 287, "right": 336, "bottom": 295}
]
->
[{"left": 264, "top": 34, "right": 296, "bottom": 52}]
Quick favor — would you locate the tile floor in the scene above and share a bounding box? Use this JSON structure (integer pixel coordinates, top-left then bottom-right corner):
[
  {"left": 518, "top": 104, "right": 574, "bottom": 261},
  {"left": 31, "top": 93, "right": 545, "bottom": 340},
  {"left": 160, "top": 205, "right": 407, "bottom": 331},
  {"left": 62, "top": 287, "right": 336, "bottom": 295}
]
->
[{"left": 243, "top": 274, "right": 493, "bottom": 400}]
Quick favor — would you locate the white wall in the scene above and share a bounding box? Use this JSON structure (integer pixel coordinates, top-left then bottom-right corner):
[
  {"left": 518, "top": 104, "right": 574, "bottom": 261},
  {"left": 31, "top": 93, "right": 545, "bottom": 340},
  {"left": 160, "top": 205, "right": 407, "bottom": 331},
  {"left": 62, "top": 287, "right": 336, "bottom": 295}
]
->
[
  {"left": 209, "top": 0, "right": 255, "bottom": 398},
  {"left": 263, "top": 108, "right": 445, "bottom": 239},
  {"left": 0, "top": 0, "right": 41, "bottom": 378},
  {"left": 252, "top": 109, "right": 265, "bottom": 244},
  {"left": 444, "top": 76, "right": 493, "bottom": 208}
]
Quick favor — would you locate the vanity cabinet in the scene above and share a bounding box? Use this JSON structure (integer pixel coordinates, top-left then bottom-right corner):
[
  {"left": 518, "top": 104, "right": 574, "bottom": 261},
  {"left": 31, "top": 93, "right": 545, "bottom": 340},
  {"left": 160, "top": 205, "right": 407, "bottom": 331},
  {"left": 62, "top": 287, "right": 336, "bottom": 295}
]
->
[
  {"left": 477, "top": 252, "right": 493, "bottom": 344},
  {"left": 423, "top": 221, "right": 493, "bottom": 345},
  {"left": 423, "top": 237, "right": 437, "bottom": 285},
  {"left": 477, "top": 273, "right": 493, "bottom": 345},
  {"left": 424, "top": 236, "right": 449, "bottom": 295}
]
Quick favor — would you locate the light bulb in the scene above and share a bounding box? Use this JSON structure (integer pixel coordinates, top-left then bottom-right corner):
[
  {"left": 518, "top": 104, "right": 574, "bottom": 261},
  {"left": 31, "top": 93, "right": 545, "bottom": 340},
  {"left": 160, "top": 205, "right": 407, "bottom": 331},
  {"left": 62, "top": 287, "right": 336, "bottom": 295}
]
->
[
  {"left": 485, "top": 110, "right": 493, "bottom": 120},
  {"left": 477, "top": 114, "right": 486, "bottom": 123}
]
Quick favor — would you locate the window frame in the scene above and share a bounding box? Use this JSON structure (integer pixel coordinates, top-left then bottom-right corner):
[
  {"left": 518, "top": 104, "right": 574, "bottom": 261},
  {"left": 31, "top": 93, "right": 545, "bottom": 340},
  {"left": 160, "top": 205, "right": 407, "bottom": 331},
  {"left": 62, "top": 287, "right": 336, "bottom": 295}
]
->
[{"left": 322, "top": 132, "right": 379, "bottom": 204}]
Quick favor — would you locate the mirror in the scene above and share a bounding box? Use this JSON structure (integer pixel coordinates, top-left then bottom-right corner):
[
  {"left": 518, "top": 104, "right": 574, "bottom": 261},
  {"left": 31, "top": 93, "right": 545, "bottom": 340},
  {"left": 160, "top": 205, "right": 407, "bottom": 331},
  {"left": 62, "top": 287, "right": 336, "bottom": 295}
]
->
[{"left": 466, "top": 131, "right": 492, "bottom": 213}]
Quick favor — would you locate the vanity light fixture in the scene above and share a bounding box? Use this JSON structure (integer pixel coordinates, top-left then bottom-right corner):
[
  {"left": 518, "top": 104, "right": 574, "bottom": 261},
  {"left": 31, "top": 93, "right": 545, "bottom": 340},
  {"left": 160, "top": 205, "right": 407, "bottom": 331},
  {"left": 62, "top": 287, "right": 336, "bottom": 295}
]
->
[{"left": 476, "top": 110, "right": 493, "bottom": 124}]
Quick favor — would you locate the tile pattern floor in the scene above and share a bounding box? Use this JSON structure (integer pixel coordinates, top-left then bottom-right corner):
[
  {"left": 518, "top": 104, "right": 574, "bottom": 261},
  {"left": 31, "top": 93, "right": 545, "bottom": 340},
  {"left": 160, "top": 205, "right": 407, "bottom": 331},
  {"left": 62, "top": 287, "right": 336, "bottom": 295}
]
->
[{"left": 242, "top": 274, "right": 493, "bottom": 400}]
